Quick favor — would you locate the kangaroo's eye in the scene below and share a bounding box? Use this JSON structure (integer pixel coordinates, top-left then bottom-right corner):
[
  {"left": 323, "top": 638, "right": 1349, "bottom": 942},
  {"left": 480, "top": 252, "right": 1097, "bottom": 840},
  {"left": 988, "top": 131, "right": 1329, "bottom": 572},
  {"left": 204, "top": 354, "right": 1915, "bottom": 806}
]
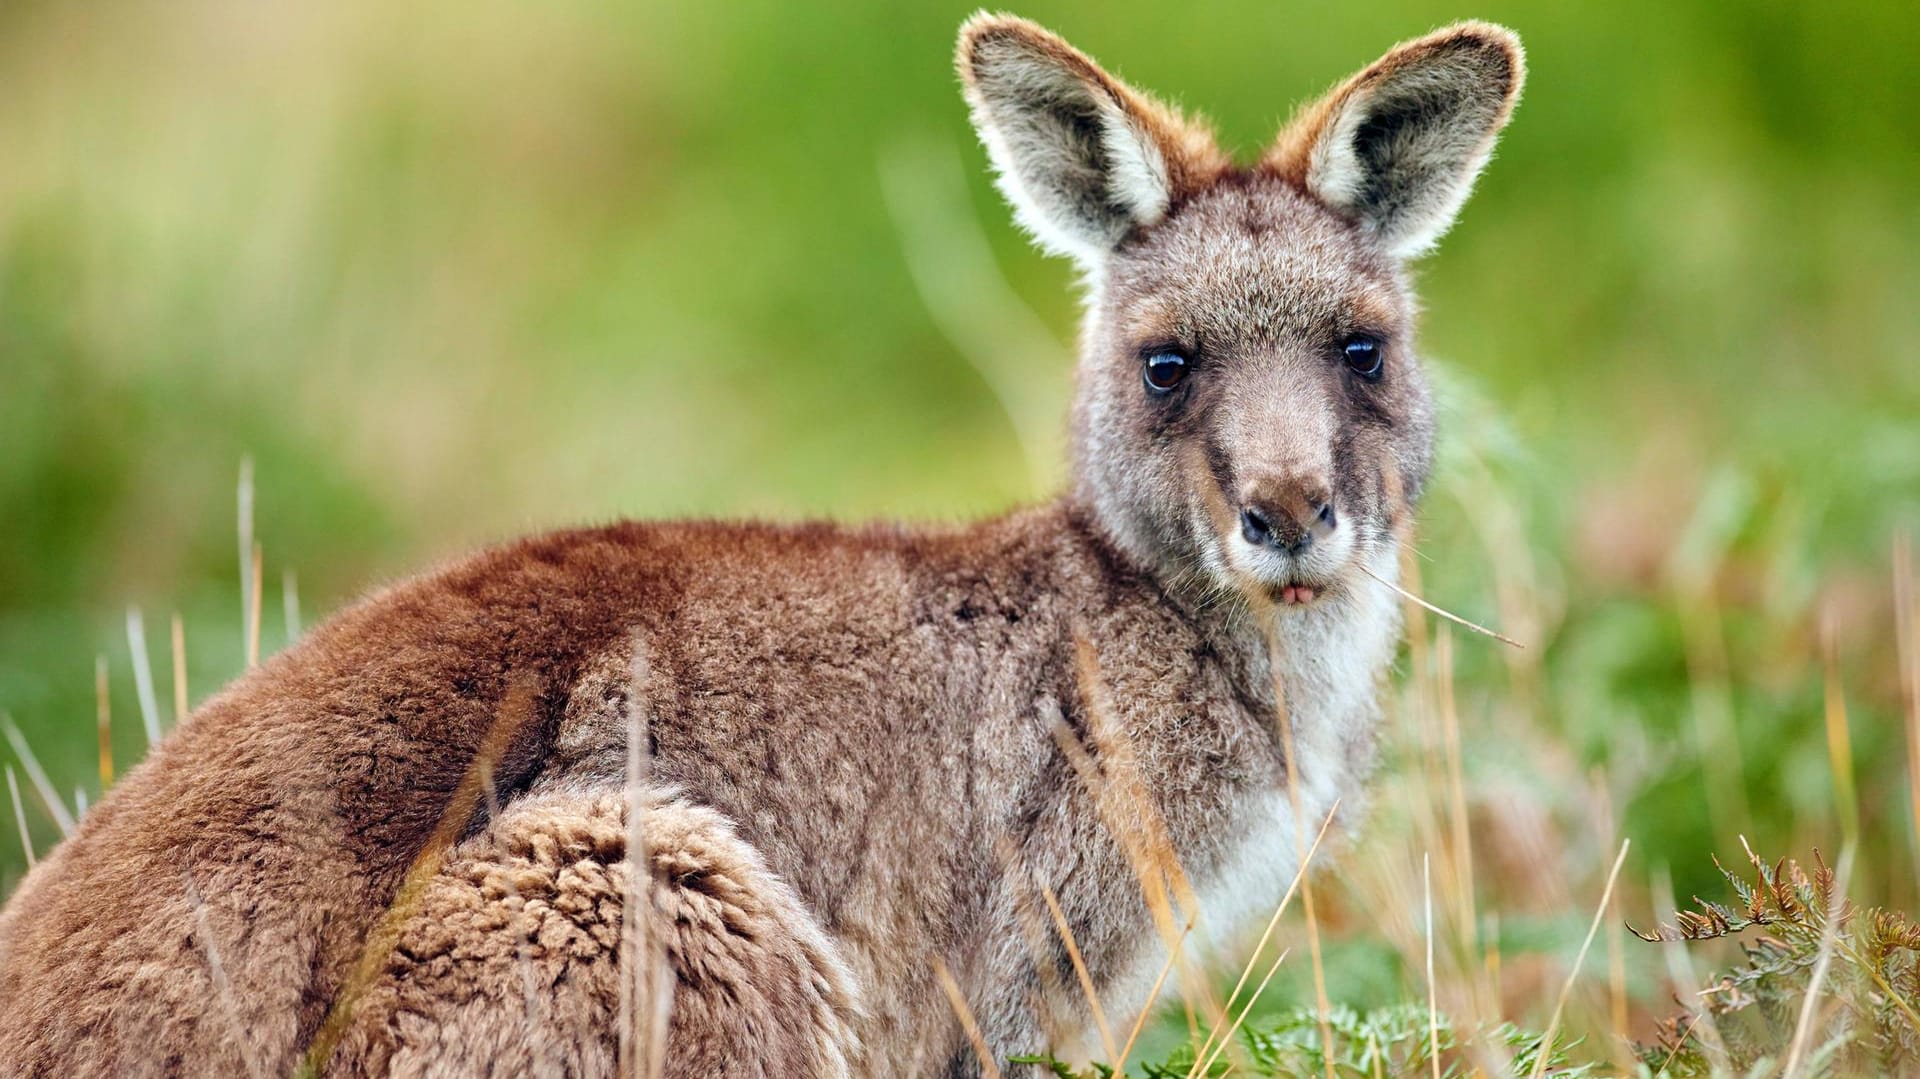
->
[
  {"left": 1343, "top": 336, "right": 1384, "bottom": 381},
  {"left": 1143, "top": 352, "right": 1189, "bottom": 393}
]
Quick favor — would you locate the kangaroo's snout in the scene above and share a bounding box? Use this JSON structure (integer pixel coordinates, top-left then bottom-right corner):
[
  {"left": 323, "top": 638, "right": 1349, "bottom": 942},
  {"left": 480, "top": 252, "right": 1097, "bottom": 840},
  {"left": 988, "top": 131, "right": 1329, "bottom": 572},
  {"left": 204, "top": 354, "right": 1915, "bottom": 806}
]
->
[{"left": 1237, "top": 476, "right": 1336, "bottom": 555}]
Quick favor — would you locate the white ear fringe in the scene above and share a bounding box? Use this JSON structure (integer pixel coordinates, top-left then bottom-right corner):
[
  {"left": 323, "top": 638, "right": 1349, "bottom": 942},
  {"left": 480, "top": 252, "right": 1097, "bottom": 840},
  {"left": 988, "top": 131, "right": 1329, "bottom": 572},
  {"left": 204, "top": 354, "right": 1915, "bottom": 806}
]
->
[
  {"left": 1098, "top": 109, "right": 1171, "bottom": 231},
  {"left": 1304, "top": 88, "right": 1372, "bottom": 221}
]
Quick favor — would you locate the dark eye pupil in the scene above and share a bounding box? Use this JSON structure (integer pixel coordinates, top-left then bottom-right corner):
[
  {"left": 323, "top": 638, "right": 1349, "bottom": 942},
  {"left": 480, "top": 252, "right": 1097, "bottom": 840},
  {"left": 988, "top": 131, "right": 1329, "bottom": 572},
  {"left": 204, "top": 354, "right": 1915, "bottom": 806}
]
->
[
  {"left": 1144, "top": 352, "right": 1188, "bottom": 391},
  {"left": 1343, "top": 337, "right": 1383, "bottom": 378}
]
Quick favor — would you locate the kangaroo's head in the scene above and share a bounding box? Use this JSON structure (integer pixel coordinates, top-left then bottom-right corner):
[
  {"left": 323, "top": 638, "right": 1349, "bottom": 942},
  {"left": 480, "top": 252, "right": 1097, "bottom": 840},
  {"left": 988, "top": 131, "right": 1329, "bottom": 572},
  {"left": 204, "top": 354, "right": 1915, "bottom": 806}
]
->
[{"left": 958, "top": 15, "right": 1522, "bottom": 608}]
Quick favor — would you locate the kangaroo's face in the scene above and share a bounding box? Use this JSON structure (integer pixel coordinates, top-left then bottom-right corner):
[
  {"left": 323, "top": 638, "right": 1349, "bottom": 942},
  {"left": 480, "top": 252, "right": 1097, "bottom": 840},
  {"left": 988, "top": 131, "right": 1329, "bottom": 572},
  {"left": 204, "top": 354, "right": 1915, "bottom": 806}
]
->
[
  {"left": 959, "top": 17, "right": 1522, "bottom": 606},
  {"left": 1080, "top": 181, "right": 1426, "bottom": 604}
]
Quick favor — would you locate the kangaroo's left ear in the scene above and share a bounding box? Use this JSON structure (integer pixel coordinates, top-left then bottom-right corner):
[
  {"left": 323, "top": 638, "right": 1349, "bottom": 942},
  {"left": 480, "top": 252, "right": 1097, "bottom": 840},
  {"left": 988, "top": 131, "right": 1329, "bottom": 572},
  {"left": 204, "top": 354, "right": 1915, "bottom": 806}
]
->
[{"left": 1267, "top": 22, "right": 1524, "bottom": 259}]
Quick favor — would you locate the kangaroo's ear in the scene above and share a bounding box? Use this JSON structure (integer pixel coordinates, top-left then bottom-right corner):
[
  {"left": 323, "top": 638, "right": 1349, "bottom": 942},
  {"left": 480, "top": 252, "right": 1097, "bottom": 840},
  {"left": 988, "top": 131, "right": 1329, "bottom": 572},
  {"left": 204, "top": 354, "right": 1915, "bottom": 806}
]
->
[
  {"left": 1268, "top": 23, "right": 1524, "bottom": 259},
  {"left": 957, "top": 14, "right": 1223, "bottom": 267}
]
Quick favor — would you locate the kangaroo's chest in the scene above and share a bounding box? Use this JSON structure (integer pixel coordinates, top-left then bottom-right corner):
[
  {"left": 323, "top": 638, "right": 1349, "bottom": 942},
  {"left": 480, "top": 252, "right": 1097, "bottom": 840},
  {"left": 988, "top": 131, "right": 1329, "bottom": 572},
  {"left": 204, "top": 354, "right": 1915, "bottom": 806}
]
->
[{"left": 1096, "top": 572, "right": 1402, "bottom": 1030}]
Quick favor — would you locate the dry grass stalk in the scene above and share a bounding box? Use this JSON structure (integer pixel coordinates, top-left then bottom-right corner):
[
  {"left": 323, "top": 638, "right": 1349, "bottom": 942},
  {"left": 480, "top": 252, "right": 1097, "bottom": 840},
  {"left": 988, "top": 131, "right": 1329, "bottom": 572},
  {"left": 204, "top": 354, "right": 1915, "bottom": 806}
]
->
[
  {"left": 1659, "top": 1011, "right": 1706, "bottom": 1076},
  {"left": 1186, "top": 947, "right": 1290, "bottom": 1079},
  {"left": 1040, "top": 883, "right": 1117, "bottom": 1064},
  {"left": 247, "top": 542, "right": 264, "bottom": 671},
  {"left": 477, "top": 742, "right": 551, "bottom": 1076},
  {"left": 934, "top": 957, "right": 1003, "bottom": 1079},
  {"left": 8, "top": 766, "right": 33, "bottom": 870},
  {"left": 1434, "top": 628, "right": 1481, "bottom": 972},
  {"left": 2, "top": 715, "right": 75, "bottom": 837},
  {"left": 1115, "top": 923, "right": 1194, "bottom": 1075},
  {"left": 296, "top": 681, "right": 539, "bottom": 1077},
  {"left": 1606, "top": 887, "right": 1629, "bottom": 1063},
  {"left": 1821, "top": 607, "right": 1859, "bottom": 848},
  {"left": 1781, "top": 846, "right": 1853, "bottom": 1078},
  {"left": 1590, "top": 768, "right": 1633, "bottom": 1072},
  {"left": 1250, "top": 598, "right": 1336, "bottom": 1078},
  {"left": 990, "top": 836, "right": 1075, "bottom": 1048},
  {"left": 1188, "top": 801, "right": 1342, "bottom": 1072},
  {"left": 1385, "top": 464, "right": 1510, "bottom": 1068},
  {"left": 1061, "top": 638, "right": 1221, "bottom": 1040},
  {"left": 283, "top": 568, "right": 302, "bottom": 644},
  {"left": 126, "top": 607, "right": 163, "bottom": 747},
  {"left": 1896, "top": 532, "right": 1920, "bottom": 881},
  {"left": 237, "top": 455, "right": 254, "bottom": 655},
  {"left": 1452, "top": 449, "right": 1549, "bottom": 704},
  {"left": 1528, "top": 838, "right": 1631, "bottom": 1079},
  {"left": 1067, "top": 636, "right": 1202, "bottom": 917},
  {"left": 1485, "top": 911, "right": 1502, "bottom": 1019},
  {"left": 1046, "top": 710, "right": 1215, "bottom": 1045},
  {"left": 1357, "top": 563, "right": 1522, "bottom": 649},
  {"left": 619, "top": 648, "right": 669, "bottom": 1079},
  {"left": 95, "top": 654, "right": 113, "bottom": 788},
  {"left": 1424, "top": 853, "right": 1440, "bottom": 1079},
  {"left": 171, "top": 612, "right": 189, "bottom": 724}
]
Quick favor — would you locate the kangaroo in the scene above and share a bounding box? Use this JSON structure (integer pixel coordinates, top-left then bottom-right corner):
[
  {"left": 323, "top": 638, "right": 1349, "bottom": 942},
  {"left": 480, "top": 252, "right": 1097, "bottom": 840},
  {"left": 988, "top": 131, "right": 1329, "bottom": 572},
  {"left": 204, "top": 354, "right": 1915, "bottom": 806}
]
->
[{"left": 0, "top": 14, "right": 1522, "bottom": 1078}]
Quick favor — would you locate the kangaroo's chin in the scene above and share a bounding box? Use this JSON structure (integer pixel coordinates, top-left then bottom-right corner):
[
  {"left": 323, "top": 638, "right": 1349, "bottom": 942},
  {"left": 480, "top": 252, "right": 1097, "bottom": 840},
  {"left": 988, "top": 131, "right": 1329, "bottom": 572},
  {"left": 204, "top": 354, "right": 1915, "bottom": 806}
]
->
[
  {"left": 1218, "top": 559, "right": 1346, "bottom": 610},
  {"left": 1222, "top": 540, "right": 1357, "bottom": 608}
]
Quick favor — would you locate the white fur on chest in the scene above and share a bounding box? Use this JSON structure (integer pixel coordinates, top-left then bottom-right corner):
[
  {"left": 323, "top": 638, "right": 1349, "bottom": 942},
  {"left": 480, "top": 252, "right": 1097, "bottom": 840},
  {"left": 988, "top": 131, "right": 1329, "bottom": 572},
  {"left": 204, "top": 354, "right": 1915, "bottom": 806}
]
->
[
  {"left": 1199, "top": 544, "right": 1400, "bottom": 935},
  {"left": 1104, "top": 546, "right": 1403, "bottom": 1028}
]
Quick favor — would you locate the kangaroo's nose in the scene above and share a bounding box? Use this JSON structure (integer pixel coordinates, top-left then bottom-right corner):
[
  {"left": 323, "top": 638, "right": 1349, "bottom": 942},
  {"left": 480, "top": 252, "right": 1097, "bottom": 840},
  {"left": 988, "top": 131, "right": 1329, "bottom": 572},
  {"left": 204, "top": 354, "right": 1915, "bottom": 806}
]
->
[{"left": 1237, "top": 482, "right": 1336, "bottom": 554}]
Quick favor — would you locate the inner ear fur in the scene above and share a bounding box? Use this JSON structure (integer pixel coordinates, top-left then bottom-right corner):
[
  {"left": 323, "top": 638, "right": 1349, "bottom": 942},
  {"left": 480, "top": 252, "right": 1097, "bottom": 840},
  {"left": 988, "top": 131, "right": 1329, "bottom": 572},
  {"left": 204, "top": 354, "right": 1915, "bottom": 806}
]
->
[
  {"left": 1264, "top": 22, "right": 1525, "bottom": 258},
  {"left": 957, "top": 13, "right": 1227, "bottom": 265}
]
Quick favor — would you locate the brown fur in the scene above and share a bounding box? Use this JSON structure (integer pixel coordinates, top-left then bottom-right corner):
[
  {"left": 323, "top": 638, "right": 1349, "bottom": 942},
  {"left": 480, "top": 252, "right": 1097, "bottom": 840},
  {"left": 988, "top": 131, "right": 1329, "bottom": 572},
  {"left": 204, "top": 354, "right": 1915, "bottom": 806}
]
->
[
  {"left": 327, "top": 790, "right": 860, "bottom": 1077},
  {"left": 0, "top": 15, "right": 1523, "bottom": 1077}
]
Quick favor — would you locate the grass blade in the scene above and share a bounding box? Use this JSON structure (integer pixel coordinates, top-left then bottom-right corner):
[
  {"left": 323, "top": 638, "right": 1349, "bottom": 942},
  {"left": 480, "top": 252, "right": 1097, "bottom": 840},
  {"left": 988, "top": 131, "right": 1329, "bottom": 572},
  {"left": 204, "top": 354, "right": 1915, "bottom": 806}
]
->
[
  {"left": 171, "top": 611, "right": 189, "bottom": 724},
  {"left": 96, "top": 655, "right": 114, "bottom": 786},
  {"left": 126, "top": 606, "right": 163, "bottom": 747},
  {"left": 934, "top": 957, "right": 1003, "bottom": 1079},
  {"left": 2, "top": 714, "right": 75, "bottom": 837},
  {"left": 1529, "top": 838, "right": 1630, "bottom": 1079},
  {"left": 7, "top": 767, "right": 34, "bottom": 870}
]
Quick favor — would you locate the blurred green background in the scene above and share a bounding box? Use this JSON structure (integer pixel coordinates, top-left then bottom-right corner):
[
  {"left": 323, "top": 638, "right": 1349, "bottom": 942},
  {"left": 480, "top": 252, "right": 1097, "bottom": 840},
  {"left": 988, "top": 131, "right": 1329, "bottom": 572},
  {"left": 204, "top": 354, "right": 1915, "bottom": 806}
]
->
[{"left": 3, "top": 0, "right": 1919, "bottom": 1036}]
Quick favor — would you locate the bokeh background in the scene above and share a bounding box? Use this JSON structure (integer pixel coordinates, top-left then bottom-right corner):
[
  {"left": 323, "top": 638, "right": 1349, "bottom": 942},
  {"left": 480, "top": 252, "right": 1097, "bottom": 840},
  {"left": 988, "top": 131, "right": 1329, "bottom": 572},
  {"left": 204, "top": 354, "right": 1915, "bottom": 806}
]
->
[{"left": 4, "top": 0, "right": 1918, "bottom": 1060}]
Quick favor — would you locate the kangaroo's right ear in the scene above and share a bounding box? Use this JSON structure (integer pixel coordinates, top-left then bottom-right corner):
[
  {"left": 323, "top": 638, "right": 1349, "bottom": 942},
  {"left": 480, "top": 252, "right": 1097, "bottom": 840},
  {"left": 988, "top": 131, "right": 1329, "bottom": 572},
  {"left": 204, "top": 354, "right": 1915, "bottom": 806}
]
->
[
  {"left": 1267, "top": 22, "right": 1524, "bottom": 259},
  {"left": 957, "top": 13, "right": 1223, "bottom": 268}
]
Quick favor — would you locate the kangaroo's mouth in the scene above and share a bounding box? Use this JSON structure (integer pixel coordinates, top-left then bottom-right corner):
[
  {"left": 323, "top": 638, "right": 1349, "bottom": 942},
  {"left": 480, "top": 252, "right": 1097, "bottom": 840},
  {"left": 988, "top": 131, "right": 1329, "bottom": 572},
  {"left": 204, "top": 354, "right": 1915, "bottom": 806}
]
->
[
  {"left": 1262, "top": 568, "right": 1349, "bottom": 609},
  {"left": 1228, "top": 543, "right": 1350, "bottom": 609},
  {"left": 1277, "top": 582, "right": 1320, "bottom": 606}
]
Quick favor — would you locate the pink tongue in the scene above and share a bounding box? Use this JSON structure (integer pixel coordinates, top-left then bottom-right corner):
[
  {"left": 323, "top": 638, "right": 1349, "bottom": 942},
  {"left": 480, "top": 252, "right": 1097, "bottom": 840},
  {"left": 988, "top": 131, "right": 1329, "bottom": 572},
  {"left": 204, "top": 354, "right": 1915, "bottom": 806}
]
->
[{"left": 1282, "top": 584, "right": 1317, "bottom": 605}]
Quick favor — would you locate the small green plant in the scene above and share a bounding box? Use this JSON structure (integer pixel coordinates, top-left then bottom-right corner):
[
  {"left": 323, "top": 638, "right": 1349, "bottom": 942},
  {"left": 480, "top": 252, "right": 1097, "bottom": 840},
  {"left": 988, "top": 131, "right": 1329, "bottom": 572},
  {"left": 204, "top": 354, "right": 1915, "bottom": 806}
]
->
[
  {"left": 1015, "top": 1005, "right": 1601, "bottom": 1078},
  {"left": 1632, "top": 848, "right": 1920, "bottom": 1077}
]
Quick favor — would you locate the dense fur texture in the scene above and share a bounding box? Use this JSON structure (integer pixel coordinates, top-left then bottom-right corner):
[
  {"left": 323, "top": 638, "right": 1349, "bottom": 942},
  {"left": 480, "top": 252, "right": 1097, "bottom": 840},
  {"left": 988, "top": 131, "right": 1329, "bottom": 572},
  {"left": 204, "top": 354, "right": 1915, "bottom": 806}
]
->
[{"left": 0, "top": 15, "right": 1522, "bottom": 1078}]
